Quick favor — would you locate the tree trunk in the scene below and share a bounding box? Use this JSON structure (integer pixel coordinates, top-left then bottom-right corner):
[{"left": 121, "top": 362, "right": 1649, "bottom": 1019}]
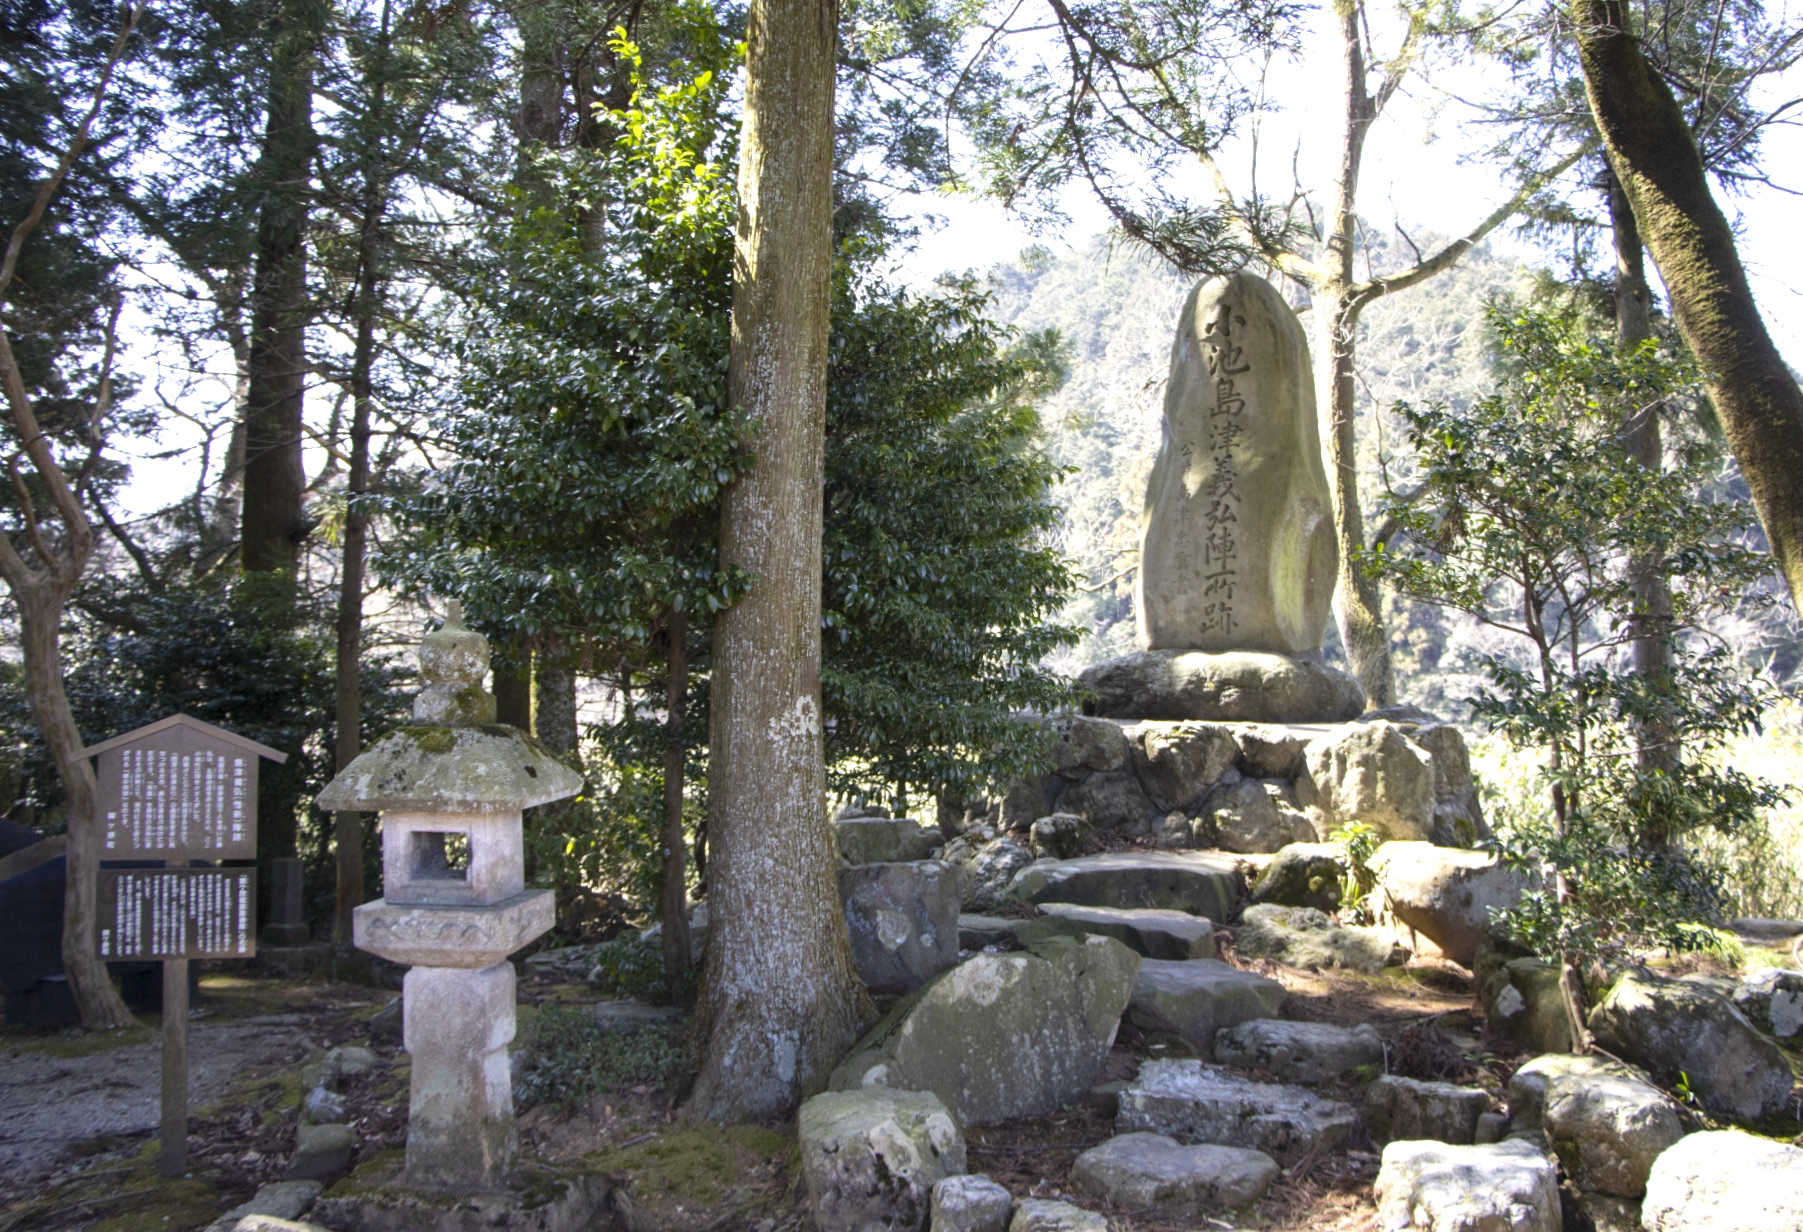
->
[
  {"left": 659, "top": 608, "right": 693, "bottom": 1003},
  {"left": 332, "top": 156, "right": 382, "bottom": 943},
  {"left": 494, "top": 643, "right": 532, "bottom": 729},
  {"left": 19, "top": 589, "right": 135, "bottom": 1029},
  {"left": 1575, "top": 0, "right": 1803, "bottom": 617},
  {"left": 1313, "top": 0, "right": 1394, "bottom": 707},
  {"left": 1606, "top": 164, "right": 1678, "bottom": 843},
  {"left": 534, "top": 655, "right": 578, "bottom": 758},
  {"left": 241, "top": 0, "right": 317, "bottom": 577},
  {"left": 687, "top": 0, "right": 870, "bottom": 1121}
]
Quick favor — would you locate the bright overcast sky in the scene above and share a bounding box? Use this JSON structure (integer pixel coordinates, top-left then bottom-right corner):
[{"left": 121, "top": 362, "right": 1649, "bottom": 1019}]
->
[{"left": 892, "top": 4, "right": 1803, "bottom": 364}]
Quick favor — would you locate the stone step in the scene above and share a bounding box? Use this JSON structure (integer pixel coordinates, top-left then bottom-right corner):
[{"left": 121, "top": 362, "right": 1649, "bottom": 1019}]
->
[
  {"left": 1213, "top": 1018, "right": 1382, "bottom": 1084},
  {"left": 1069, "top": 1131, "right": 1278, "bottom": 1216},
  {"left": 1374, "top": 1139, "right": 1559, "bottom": 1232},
  {"left": 1008, "top": 852, "right": 1241, "bottom": 921},
  {"left": 1116, "top": 1059, "right": 1358, "bottom": 1155},
  {"left": 1125, "top": 959, "right": 1285, "bottom": 1055},
  {"left": 1015, "top": 902, "right": 1216, "bottom": 960}
]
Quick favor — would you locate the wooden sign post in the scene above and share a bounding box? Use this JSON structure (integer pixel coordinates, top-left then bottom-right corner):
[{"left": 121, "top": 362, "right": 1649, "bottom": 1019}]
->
[{"left": 84, "top": 715, "right": 286, "bottom": 1178}]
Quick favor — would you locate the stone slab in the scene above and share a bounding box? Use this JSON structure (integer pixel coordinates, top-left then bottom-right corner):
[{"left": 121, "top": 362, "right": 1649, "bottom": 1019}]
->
[
  {"left": 312, "top": 1154, "right": 610, "bottom": 1232},
  {"left": 1016, "top": 903, "right": 1216, "bottom": 960},
  {"left": 353, "top": 890, "right": 554, "bottom": 968},
  {"left": 1069, "top": 1131, "right": 1278, "bottom": 1214},
  {"left": 1009, "top": 852, "right": 1241, "bottom": 921},
  {"left": 1079, "top": 650, "right": 1364, "bottom": 724},
  {"left": 1125, "top": 959, "right": 1285, "bottom": 1054},
  {"left": 1116, "top": 1059, "right": 1357, "bottom": 1155}
]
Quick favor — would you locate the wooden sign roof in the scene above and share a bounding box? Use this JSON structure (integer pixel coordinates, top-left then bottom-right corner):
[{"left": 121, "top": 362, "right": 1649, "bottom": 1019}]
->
[{"left": 84, "top": 713, "right": 288, "bottom": 763}]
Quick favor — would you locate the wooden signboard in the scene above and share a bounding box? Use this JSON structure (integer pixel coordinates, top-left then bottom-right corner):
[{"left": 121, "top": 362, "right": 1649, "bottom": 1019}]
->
[
  {"left": 87, "top": 714, "right": 286, "bottom": 860},
  {"left": 96, "top": 867, "right": 257, "bottom": 960},
  {"left": 83, "top": 715, "right": 286, "bottom": 1179}
]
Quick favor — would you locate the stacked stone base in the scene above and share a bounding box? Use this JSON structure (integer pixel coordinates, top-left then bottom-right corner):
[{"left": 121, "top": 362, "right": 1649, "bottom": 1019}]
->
[
  {"left": 973, "top": 708, "right": 1486, "bottom": 855},
  {"left": 312, "top": 1152, "right": 609, "bottom": 1232}
]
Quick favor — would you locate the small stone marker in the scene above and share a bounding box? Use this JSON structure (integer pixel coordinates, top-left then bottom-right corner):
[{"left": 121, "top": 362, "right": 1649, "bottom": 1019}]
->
[
  {"left": 83, "top": 713, "right": 287, "bottom": 1181},
  {"left": 316, "top": 603, "right": 582, "bottom": 1190}
]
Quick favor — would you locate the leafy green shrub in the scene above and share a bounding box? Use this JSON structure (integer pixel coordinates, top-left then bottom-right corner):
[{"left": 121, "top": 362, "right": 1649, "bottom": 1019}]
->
[
  {"left": 1329, "top": 821, "right": 1382, "bottom": 923},
  {"left": 513, "top": 1005, "right": 685, "bottom": 1110},
  {"left": 587, "top": 937, "right": 671, "bottom": 1000},
  {"left": 1364, "top": 304, "right": 1787, "bottom": 975}
]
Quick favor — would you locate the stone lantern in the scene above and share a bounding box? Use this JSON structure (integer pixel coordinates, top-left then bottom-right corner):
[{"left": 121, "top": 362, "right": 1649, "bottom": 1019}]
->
[{"left": 317, "top": 603, "right": 582, "bottom": 1189}]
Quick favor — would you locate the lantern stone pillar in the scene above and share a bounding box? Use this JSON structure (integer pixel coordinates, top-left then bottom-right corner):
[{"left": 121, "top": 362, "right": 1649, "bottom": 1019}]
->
[{"left": 317, "top": 604, "right": 582, "bottom": 1190}]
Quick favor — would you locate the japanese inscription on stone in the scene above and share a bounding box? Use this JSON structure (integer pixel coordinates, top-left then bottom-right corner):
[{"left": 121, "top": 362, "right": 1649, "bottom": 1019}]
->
[
  {"left": 1198, "top": 300, "right": 1247, "bottom": 638},
  {"left": 97, "top": 867, "right": 256, "bottom": 959}
]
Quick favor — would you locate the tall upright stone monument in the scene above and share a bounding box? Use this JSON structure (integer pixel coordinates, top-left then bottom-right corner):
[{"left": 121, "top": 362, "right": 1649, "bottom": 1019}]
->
[
  {"left": 1083, "top": 272, "right": 1364, "bottom": 723},
  {"left": 317, "top": 604, "right": 582, "bottom": 1191}
]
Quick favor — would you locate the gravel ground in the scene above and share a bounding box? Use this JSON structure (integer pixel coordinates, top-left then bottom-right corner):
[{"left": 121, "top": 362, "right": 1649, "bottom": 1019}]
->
[{"left": 0, "top": 1014, "right": 313, "bottom": 1202}]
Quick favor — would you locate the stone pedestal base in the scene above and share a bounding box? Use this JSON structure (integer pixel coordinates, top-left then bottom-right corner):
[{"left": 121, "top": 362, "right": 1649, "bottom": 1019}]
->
[
  {"left": 312, "top": 1151, "right": 610, "bottom": 1232},
  {"left": 402, "top": 962, "right": 518, "bottom": 1189},
  {"left": 1077, "top": 649, "right": 1363, "bottom": 723}
]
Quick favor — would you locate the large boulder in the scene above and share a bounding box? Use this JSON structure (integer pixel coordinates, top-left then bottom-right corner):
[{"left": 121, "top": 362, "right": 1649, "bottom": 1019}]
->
[
  {"left": 837, "top": 816, "right": 938, "bottom": 866},
  {"left": 1475, "top": 947, "right": 1573, "bottom": 1055},
  {"left": 1069, "top": 1132, "right": 1278, "bottom": 1215},
  {"left": 1295, "top": 721, "right": 1435, "bottom": 841},
  {"left": 1363, "top": 1075, "right": 1490, "bottom": 1146},
  {"left": 1213, "top": 1019, "right": 1381, "bottom": 1084},
  {"left": 1587, "top": 967, "right": 1793, "bottom": 1121},
  {"left": 1078, "top": 650, "right": 1365, "bottom": 724},
  {"left": 1009, "top": 852, "right": 1241, "bottom": 921},
  {"left": 1405, "top": 723, "right": 1489, "bottom": 847},
  {"left": 1373, "top": 1138, "right": 1559, "bottom": 1232},
  {"left": 1046, "top": 716, "right": 1129, "bottom": 778},
  {"left": 1247, "top": 842, "right": 1345, "bottom": 914},
  {"left": 799, "top": 1088, "right": 966, "bottom": 1232},
  {"left": 1027, "top": 814, "right": 1086, "bottom": 861},
  {"left": 831, "top": 935, "right": 1140, "bottom": 1125},
  {"left": 1641, "top": 1130, "right": 1803, "bottom": 1232},
  {"left": 840, "top": 861, "right": 964, "bottom": 995},
  {"left": 1201, "top": 778, "right": 1314, "bottom": 853},
  {"left": 1125, "top": 959, "right": 1285, "bottom": 1054},
  {"left": 1116, "top": 1059, "right": 1358, "bottom": 1154},
  {"left": 1056, "top": 772, "right": 1159, "bottom": 834},
  {"left": 1506, "top": 1054, "right": 1681, "bottom": 1198},
  {"left": 1368, "top": 842, "right": 1528, "bottom": 968},
  {"left": 1015, "top": 903, "right": 1215, "bottom": 960},
  {"left": 1126, "top": 721, "right": 1239, "bottom": 812},
  {"left": 1733, "top": 967, "right": 1803, "bottom": 1042},
  {"left": 1232, "top": 903, "right": 1404, "bottom": 974}
]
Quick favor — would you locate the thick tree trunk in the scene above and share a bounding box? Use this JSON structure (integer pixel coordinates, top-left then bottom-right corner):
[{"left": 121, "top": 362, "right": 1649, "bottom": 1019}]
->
[
  {"left": 19, "top": 590, "right": 135, "bottom": 1029},
  {"left": 1576, "top": 0, "right": 1803, "bottom": 616},
  {"left": 241, "top": 1, "right": 317, "bottom": 577},
  {"left": 687, "top": 0, "right": 870, "bottom": 1121},
  {"left": 1313, "top": 1, "right": 1393, "bottom": 707},
  {"left": 1607, "top": 166, "right": 1678, "bottom": 841},
  {"left": 659, "top": 609, "right": 693, "bottom": 1003}
]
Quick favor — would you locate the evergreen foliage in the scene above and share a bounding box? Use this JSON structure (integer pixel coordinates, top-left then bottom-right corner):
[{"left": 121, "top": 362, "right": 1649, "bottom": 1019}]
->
[{"left": 1366, "top": 303, "right": 1788, "bottom": 966}]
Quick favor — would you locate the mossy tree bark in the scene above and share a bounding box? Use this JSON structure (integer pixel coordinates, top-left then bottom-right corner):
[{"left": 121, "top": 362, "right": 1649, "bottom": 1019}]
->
[
  {"left": 1575, "top": 0, "right": 1803, "bottom": 617},
  {"left": 688, "top": 0, "right": 871, "bottom": 1121}
]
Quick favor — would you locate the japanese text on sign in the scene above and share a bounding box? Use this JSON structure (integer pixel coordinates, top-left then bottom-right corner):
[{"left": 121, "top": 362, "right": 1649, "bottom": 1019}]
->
[{"left": 97, "top": 868, "right": 256, "bottom": 960}]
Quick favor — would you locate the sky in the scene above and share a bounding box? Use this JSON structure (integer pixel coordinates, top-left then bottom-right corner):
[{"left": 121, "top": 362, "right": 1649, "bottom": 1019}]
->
[
  {"left": 889, "top": 5, "right": 1803, "bottom": 362},
  {"left": 110, "top": 4, "right": 1803, "bottom": 520}
]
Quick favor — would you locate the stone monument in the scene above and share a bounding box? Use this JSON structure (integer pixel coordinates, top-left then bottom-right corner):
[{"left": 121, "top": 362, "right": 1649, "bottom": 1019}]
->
[
  {"left": 1083, "top": 272, "right": 1364, "bottom": 723},
  {"left": 316, "top": 603, "right": 582, "bottom": 1191}
]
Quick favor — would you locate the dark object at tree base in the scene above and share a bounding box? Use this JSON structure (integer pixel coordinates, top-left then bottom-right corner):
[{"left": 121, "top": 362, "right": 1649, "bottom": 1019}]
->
[
  {"left": 1078, "top": 650, "right": 1365, "bottom": 723},
  {"left": 254, "top": 942, "right": 333, "bottom": 982},
  {"left": 312, "top": 1152, "right": 610, "bottom": 1232}
]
